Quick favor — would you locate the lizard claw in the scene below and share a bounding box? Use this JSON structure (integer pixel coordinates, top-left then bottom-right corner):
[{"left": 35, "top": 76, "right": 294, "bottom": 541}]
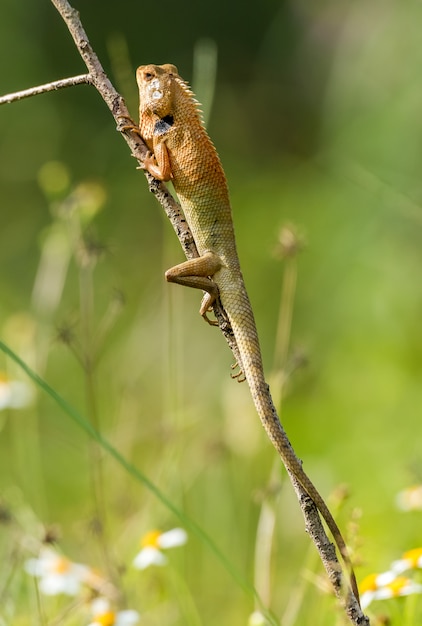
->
[
  {"left": 231, "top": 362, "right": 246, "bottom": 383},
  {"left": 117, "top": 114, "right": 142, "bottom": 137},
  {"left": 135, "top": 150, "right": 151, "bottom": 170},
  {"left": 202, "top": 310, "right": 218, "bottom": 326},
  {"left": 135, "top": 151, "right": 171, "bottom": 181}
]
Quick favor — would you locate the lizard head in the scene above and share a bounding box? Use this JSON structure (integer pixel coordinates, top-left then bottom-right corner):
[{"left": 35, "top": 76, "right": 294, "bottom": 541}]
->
[{"left": 136, "top": 64, "right": 179, "bottom": 118}]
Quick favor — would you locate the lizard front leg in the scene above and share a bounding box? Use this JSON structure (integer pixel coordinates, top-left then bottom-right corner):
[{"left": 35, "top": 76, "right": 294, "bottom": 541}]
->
[
  {"left": 165, "top": 251, "right": 222, "bottom": 323},
  {"left": 120, "top": 116, "right": 173, "bottom": 182},
  {"left": 138, "top": 118, "right": 175, "bottom": 181},
  {"left": 142, "top": 138, "right": 173, "bottom": 181}
]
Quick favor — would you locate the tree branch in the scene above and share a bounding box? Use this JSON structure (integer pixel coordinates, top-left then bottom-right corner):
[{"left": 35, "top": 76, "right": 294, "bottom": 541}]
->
[
  {"left": 0, "top": 1, "right": 369, "bottom": 623},
  {"left": 0, "top": 74, "right": 91, "bottom": 105}
]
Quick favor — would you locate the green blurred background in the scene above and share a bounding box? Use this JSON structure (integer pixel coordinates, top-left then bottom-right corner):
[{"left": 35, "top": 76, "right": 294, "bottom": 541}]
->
[{"left": 1, "top": 0, "right": 422, "bottom": 623}]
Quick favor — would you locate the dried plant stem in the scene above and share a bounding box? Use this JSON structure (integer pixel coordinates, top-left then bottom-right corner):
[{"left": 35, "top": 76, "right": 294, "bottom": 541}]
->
[
  {"left": 254, "top": 458, "right": 281, "bottom": 609},
  {"left": 271, "top": 254, "right": 298, "bottom": 410},
  {"left": 78, "top": 260, "right": 114, "bottom": 581},
  {"left": 274, "top": 257, "right": 297, "bottom": 373}
]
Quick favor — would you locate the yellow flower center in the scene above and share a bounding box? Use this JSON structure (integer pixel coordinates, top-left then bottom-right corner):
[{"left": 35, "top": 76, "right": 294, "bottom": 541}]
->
[
  {"left": 402, "top": 547, "right": 422, "bottom": 568},
  {"left": 387, "top": 576, "right": 410, "bottom": 596},
  {"left": 141, "top": 529, "right": 162, "bottom": 548},
  {"left": 52, "top": 557, "right": 71, "bottom": 574},
  {"left": 94, "top": 610, "right": 116, "bottom": 626},
  {"left": 359, "top": 573, "right": 378, "bottom": 593}
]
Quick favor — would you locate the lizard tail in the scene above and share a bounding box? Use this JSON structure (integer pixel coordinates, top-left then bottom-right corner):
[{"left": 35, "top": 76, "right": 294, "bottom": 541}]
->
[{"left": 226, "top": 291, "right": 360, "bottom": 605}]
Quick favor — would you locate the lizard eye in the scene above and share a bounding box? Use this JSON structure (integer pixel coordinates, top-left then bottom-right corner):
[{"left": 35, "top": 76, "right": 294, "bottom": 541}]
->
[{"left": 144, "top": 71, "right": 154, "bottom": 80}]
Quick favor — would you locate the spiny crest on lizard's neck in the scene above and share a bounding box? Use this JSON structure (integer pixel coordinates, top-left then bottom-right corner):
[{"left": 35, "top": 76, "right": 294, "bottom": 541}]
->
[
  {"left": 172, "top": 71, "right": 225, "bottom": 170},
  {"left": 172, "top": 74, "right": 206, "bottom": 129}
]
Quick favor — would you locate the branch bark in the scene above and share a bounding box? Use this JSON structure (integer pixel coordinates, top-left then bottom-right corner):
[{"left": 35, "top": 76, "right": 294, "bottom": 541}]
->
[
  {"left": 1, "top": 1, "right": 369, "bottom": 623},
  {"left": 0, "top": 74, "right": 91, "bottom": 105}
]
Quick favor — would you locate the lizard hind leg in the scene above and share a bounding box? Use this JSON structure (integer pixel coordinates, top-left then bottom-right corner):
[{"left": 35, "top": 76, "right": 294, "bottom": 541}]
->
[{"left": 165, "top": 251, "right": 222, "bottom": 321}]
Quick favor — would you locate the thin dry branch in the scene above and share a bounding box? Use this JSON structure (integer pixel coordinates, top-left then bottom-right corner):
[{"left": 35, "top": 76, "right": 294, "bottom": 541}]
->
[
  {"left": 0, "top": 74, "right": 91, "bottom": 105},
  {"left": 0, "top": 1, "right": 369, "bottom": 623}
]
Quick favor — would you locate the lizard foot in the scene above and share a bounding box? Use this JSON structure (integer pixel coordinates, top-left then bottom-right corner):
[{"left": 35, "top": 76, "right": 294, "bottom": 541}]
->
[
  {"left": 231, "top": 362, "right": 246, "bottom": 383},
  {"left": 200, "top": 288, "right": 219, "bottom": 325},
  {"left": 116, "top": 114, "right": 142, "bottom": 137},
  {"left": 202, "top": 310, "right": 218, "bottom": 326},
  {"left": 136, "top": 151, "right": 161, "bottom": 174}
]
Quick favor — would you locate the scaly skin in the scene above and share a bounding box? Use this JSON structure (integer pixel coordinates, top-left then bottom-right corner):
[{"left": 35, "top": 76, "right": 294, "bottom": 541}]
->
[{"left": 136, "top": 63, "right": 359, "bottom": 603}]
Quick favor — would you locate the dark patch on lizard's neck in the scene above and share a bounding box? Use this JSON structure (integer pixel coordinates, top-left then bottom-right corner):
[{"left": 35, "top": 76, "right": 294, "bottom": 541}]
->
[{"left": 154, "top": 115, "right": 174, "bottom": 136}]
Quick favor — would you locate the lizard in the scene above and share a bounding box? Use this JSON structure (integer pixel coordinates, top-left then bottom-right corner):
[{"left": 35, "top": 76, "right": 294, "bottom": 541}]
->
[{"left": 134, "top": 63, "right": 360, "bottom": 605}]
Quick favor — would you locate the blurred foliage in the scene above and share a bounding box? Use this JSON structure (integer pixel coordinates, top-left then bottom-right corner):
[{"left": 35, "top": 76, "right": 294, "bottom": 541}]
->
[{"left": 1, "top": 0, "right": 422, "bottom": 624}]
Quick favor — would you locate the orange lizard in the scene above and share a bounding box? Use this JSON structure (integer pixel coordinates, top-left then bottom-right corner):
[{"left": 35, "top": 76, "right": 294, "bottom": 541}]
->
[{"left": 135, "top": 63, "right": 359, "bottom": 604}]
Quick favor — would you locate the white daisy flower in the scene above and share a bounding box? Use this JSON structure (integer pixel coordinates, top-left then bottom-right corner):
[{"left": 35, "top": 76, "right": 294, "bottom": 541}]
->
[
  {"left": 249, "top": 610, "right": 268, "bottom": 625},
  {"left": 391, "top": 547, "right": 422, "bottom": 574},
  {"left": 0, "top": 373, "right": 32, "bottom": 409},
  {"left": 359, "top": 571, "right": 422, "bottom": 609},
  {"left": 396, "top": 485, "right": 422, "bottom": 511},
  {"left": 133, "top": 528, "right": 188, "bottom": 570},
  {"left": 24, "top": 547, "right": 88, "bottom": 596},
  {"left": 88, "top": 597, "right": 139, "bottom": 626}
]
